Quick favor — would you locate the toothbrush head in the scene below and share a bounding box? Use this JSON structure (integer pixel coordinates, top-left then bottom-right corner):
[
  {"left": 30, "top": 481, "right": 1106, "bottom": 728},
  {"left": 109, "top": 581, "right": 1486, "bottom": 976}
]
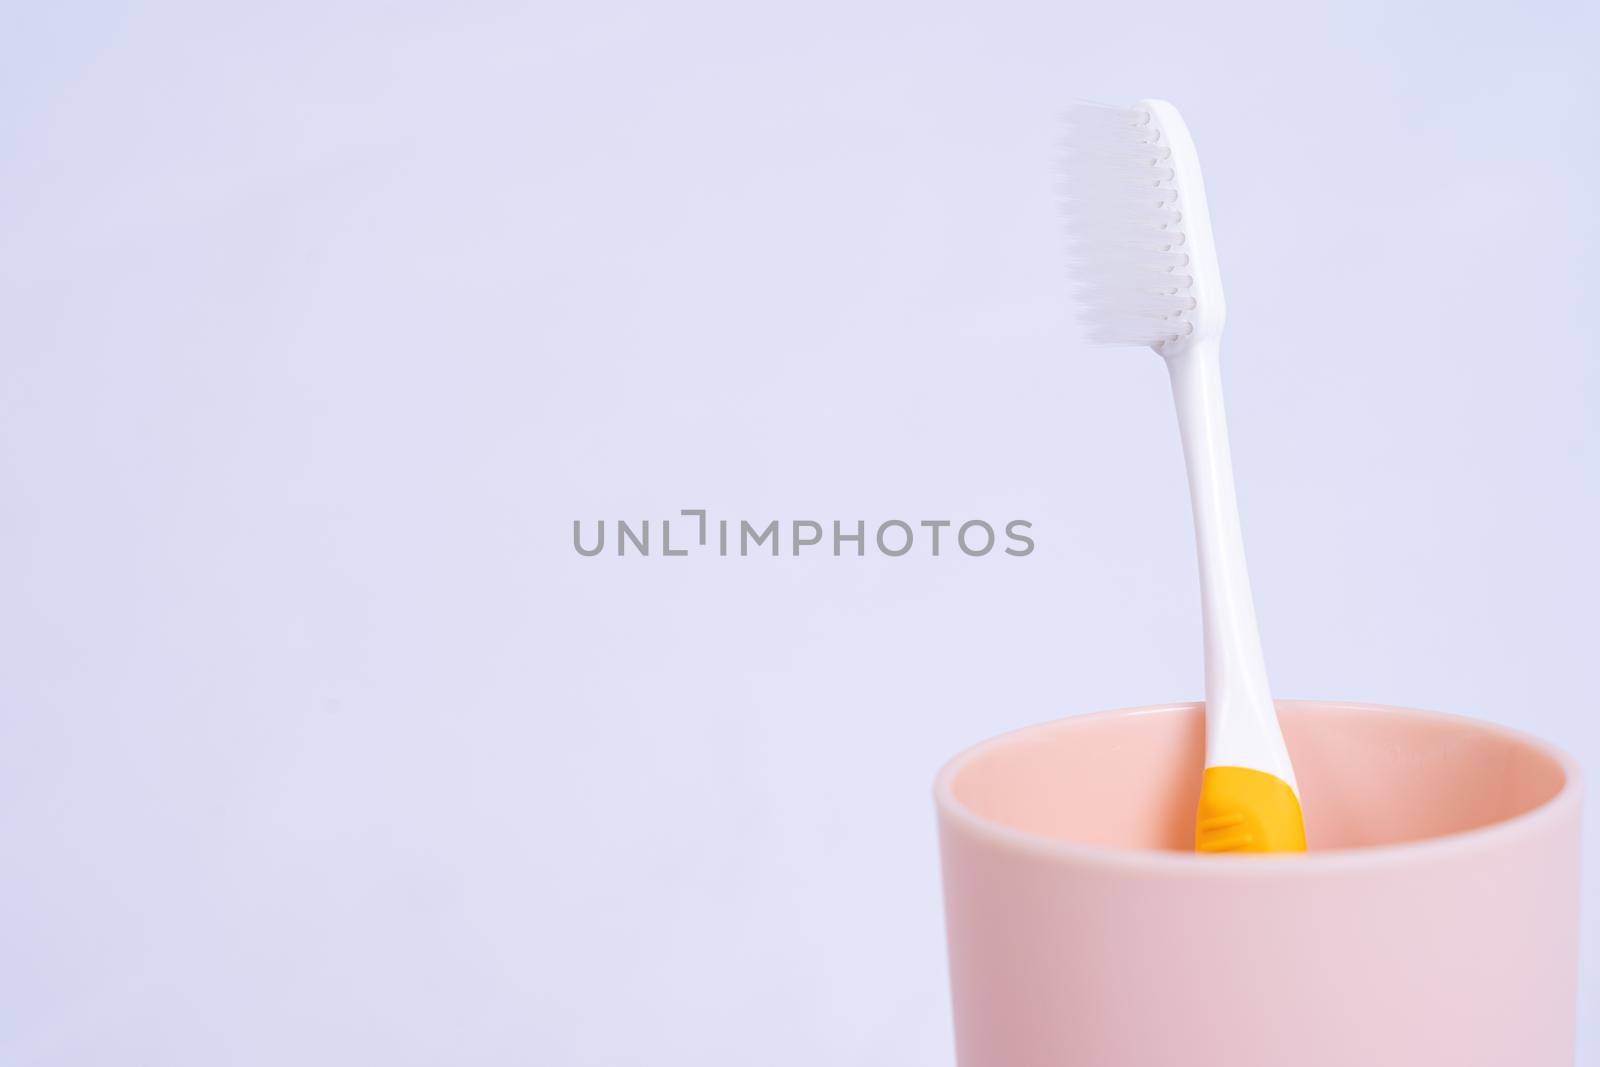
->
[{"left": 1061, "top": 100, "right": 1226, "bottom": 353}]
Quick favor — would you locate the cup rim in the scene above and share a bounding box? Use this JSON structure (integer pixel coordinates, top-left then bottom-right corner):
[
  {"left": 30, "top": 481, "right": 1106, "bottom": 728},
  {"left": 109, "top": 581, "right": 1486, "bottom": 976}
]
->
[{"left": 933, "top": 699, "right": 1583, "bottom": 878}]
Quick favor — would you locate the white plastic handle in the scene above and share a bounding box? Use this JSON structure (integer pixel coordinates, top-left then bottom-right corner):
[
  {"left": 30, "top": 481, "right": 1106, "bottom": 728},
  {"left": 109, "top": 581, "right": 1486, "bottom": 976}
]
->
[{"left": 1165, "top": 338, "right": 1297, "bottom": 792}]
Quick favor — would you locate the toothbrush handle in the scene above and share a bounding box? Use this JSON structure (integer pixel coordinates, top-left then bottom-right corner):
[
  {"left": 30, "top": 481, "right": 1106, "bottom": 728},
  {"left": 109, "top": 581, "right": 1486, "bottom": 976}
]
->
[{"left": 1165, "top": 338, "right": 1295, "bottom": 789}]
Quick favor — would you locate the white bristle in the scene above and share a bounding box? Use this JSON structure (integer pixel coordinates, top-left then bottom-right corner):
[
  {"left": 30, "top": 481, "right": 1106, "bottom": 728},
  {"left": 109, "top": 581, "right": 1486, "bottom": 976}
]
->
[{"left": 1062, "top": 103, "right": 1200, "bottom": 347}]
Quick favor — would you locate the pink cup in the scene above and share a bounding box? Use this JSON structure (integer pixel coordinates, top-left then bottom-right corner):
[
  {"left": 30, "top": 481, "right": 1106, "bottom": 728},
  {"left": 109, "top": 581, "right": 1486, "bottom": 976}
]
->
[{"left": 934, "top": 700, "right": 1583, "bottom": 1066}]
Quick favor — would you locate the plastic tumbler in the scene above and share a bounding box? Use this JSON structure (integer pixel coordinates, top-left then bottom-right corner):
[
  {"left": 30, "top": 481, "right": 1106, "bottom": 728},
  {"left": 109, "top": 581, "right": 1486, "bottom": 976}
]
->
[{"left": 934, "top": 700, "right": 1583, "bottom": 1066}]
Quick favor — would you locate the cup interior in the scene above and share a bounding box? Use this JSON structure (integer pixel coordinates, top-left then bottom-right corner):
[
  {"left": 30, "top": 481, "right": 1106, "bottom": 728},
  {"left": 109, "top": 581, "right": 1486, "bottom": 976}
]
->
[{"left": 943, "top": 702, "right": 1573, "bottom": 852}]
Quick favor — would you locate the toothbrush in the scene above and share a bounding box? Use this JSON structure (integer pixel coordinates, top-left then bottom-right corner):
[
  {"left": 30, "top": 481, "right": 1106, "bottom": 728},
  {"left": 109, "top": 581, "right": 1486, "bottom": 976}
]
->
[{"left": 1062, "top": 100, "right": 1306, "bottom": 853}]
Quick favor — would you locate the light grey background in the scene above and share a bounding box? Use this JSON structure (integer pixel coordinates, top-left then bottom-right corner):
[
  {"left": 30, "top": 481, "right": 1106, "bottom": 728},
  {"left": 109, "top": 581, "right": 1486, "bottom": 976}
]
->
[{"left": 3, "top": 2, "right": 1596, "bottom": 1064}]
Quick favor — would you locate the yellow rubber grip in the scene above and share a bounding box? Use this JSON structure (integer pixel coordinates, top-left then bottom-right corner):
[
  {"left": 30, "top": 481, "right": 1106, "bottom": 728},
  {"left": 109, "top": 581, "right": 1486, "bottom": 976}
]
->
[{"left": 1194, "top": 766, "right": 1306, "bottom": 854}]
